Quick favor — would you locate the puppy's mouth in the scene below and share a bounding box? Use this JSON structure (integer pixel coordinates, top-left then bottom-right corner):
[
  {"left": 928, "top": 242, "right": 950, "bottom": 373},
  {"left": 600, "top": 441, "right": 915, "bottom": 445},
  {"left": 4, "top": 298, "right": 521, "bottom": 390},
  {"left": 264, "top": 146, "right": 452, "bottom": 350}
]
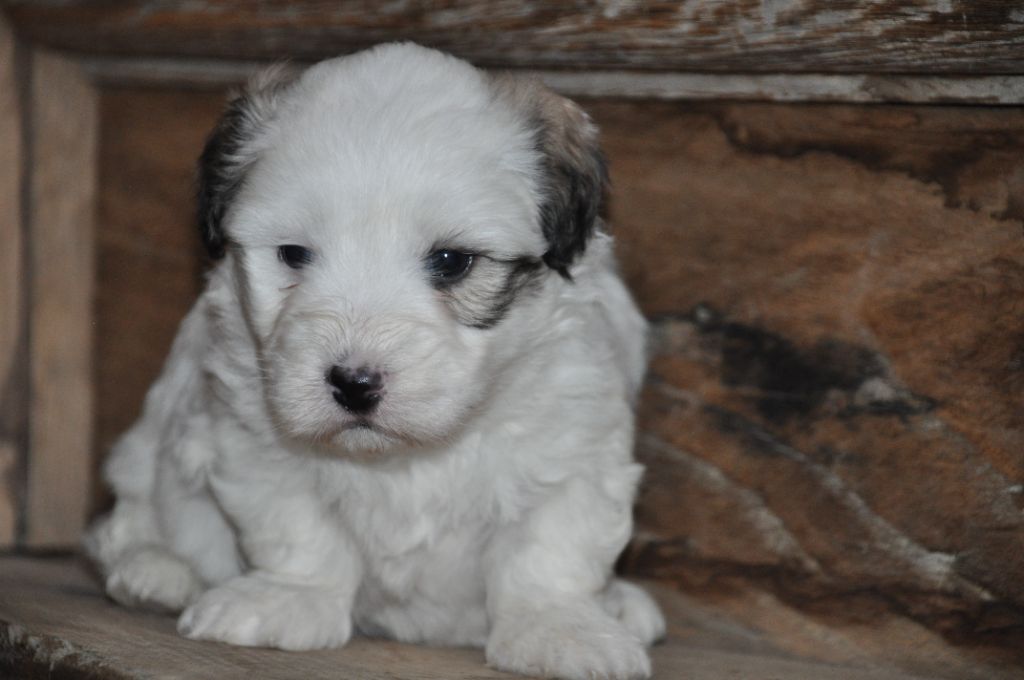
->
[
  {"left": 341, "top": 418, "right": 375, "bottom": 432},
  {"left": 313, "top": 414, "right": 428, "bottom": 455}
]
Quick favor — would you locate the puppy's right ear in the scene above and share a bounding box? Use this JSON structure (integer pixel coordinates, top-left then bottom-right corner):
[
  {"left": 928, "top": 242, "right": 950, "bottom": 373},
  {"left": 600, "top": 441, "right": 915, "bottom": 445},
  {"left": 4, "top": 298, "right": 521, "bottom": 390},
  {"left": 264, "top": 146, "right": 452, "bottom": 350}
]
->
[{"left": 197, "top": 66, "right": 296, "bottom": 259}]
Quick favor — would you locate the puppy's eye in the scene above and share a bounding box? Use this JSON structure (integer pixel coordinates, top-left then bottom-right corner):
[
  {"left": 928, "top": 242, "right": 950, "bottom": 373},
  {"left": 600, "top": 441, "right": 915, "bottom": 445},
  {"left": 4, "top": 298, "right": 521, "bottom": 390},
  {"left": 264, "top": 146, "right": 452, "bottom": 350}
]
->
[
  {"left": 426, "top": 249, "right": 474, "bottom": 284},
  {"left": 278, "top": 245, "right": 314, "bottom": 269}
]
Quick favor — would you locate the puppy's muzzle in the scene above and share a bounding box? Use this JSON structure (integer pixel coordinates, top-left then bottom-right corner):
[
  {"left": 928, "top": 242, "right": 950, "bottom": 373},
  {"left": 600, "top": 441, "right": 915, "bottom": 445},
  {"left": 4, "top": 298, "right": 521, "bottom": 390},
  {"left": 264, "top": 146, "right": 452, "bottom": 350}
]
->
[{"left": 328, "top": 365, "right": 383, "bottom": 414}]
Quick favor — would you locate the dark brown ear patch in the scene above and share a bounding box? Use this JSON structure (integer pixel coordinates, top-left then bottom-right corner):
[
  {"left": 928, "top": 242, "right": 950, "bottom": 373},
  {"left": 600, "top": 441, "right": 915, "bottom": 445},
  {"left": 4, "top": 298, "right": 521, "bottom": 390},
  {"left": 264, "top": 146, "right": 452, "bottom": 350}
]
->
[
  {"left": 491, "top": 74, "right": 609, "bottom": 279},
  {"left": 197, "top": 67, "right": 296, "bottom": 259},
  {"left": 197, "top": 96, "right": 256, "bottom": 259},
  {"left": 536, "top": 145, "right": 608, "bottom": 278}
]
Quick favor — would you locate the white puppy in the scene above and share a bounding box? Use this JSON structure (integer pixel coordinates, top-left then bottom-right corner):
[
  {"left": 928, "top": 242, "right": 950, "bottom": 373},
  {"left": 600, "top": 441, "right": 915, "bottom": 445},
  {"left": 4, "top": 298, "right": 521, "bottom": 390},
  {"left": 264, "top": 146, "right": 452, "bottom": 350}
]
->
[{"left": 85, "top": 43, "right": 664, "bottom": 680}]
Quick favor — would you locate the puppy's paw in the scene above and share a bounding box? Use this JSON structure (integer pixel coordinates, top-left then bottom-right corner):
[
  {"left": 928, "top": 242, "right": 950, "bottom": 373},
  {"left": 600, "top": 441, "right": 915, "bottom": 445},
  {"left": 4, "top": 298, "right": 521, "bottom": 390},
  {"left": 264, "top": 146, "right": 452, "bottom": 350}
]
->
[
  {"left": 106, "top": 546, "right": 202, "bottom": 614},
  {"left": 178, "top": 574, "right": 352, "bottom": 651},
  {"left": 602, "top": 580, "right": 666, "bottom": 646},
  {"left": 486, "top": 602, "right": 651, "bottom": 680}
]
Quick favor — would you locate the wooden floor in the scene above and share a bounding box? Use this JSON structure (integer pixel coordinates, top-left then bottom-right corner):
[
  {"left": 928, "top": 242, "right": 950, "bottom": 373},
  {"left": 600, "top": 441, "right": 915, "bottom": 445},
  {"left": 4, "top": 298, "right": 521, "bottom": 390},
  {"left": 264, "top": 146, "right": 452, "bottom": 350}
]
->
[{"left": 0, "top": 556, "right": 1015, "bottom": 680}]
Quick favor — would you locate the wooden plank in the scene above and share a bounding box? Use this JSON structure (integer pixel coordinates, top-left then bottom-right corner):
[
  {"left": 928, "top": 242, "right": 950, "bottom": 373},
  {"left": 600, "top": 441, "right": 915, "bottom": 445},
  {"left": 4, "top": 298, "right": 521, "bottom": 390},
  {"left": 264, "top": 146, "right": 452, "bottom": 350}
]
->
[
  {"left": 540, "top": 71, "right": 1024, "bottom": 106},
  {"left": 0, "top": 13, "right": 24, "bottom": 546},
  {"left": 3, "top": 1, "right": 1024, "bottom": 75},
  {"left": 24, "top": 50, "right": 97, "bottom": 548},
  {"left": 0, "top": 556, "right": 974, "bottom": 680},
  {"left": 81, "top": 57, "right": 1024, "bottom": 105}
]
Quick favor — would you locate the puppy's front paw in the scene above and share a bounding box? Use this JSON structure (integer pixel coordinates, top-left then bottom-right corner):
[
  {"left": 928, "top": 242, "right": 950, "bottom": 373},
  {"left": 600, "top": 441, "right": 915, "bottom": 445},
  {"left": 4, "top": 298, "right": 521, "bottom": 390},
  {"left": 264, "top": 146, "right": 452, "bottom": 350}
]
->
[
  {"left": 178, "top": 574, "right": 351, "bottom": 651},
  {"left": 106, "top": 546, "right": 202, "bottom": 614},
  {"left": 602, "top": 580, "right": 666, "bottom": 646},
  {"left": 486, "top": 602, "right": 651, "bottom": 680}
]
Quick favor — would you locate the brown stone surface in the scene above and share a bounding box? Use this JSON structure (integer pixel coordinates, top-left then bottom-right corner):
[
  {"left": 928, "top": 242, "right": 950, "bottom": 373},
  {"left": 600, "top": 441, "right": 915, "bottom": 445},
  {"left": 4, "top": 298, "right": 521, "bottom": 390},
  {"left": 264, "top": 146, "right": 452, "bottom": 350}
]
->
[
  {"left": 592, "top": 101, "right": 1024, "bottom": 646},
  {"left": 92, "top": 90, "right": 1024, "bottom": 661}
]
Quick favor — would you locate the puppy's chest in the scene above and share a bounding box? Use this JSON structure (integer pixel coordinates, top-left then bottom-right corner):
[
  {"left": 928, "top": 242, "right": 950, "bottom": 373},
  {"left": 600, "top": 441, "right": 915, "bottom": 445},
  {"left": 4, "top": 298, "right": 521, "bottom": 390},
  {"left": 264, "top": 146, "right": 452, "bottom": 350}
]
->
[{"left": 326, "top": 459, "right": 497, "bottom": 594}]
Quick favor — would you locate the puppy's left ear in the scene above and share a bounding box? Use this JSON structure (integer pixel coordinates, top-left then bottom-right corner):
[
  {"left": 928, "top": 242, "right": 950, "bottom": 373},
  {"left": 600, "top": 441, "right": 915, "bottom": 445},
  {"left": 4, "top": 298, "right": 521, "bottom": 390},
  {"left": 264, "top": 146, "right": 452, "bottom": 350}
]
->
[{"left": 491, "top": 75, "right": 609, "bottom": 278}]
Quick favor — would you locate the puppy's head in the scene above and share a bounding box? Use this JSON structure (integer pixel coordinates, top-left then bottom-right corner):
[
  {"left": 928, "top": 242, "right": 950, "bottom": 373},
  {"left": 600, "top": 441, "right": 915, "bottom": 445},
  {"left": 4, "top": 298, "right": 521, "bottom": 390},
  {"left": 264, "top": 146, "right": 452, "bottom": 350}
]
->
[{"left": 198, "top": 43, "right": 607, "bottom": 455}]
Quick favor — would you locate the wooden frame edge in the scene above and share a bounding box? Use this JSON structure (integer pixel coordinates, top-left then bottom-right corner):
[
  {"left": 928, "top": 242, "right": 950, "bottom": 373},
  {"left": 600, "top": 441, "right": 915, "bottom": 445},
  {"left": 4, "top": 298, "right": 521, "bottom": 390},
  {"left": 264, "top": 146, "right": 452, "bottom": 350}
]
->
[
  {"left": 0, "top": 14, "right": 26, "bottom": 548},
  {"left": 81, "top": 56, "right": 1024, "bottom": 106},
  {"left": 22, "top": 48, "right": 98, "bottom": 549}
]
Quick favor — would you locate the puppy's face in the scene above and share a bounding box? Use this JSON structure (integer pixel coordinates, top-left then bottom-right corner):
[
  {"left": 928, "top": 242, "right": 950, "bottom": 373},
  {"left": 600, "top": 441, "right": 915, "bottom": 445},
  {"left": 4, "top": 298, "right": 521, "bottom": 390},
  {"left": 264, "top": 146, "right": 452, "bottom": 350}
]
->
[{"left": 198, "top": 45, "right": 606, "bottom": 455}]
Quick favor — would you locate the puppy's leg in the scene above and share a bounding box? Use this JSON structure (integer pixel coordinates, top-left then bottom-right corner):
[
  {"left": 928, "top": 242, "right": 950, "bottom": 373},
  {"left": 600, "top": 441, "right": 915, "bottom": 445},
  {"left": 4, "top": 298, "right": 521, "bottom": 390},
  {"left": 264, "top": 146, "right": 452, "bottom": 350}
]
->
[
  {"left": 484, "top": 468, "right": 658, "bottom": 680},
  {"left": 177, "top": 466, "right": 361, "bottom": 651},
  {"left": 84, "top": 421, "right": 203, "bottom": 614},
  {"left": 86, "top": 302, "right": 236, "bottom": 613},
  {"left": 86, "top": 437, "right": 240, "bottom": 613},
  {"left": 86, "top": 483, "right": 203, "bottom": 613},
  {"left": 88, "top": 435, "right": 243, "bottom": 614}
]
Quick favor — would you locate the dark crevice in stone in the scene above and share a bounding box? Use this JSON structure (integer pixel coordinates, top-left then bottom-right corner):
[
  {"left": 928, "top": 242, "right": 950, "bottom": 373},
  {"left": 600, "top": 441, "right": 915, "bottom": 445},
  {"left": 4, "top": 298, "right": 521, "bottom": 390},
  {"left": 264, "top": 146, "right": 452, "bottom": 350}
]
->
[
  {"left": 704, "top": 404, "right": 805, "bottom": 460},
  {"left": 655, "top": 303, "right": 937, "bottom": 425}
]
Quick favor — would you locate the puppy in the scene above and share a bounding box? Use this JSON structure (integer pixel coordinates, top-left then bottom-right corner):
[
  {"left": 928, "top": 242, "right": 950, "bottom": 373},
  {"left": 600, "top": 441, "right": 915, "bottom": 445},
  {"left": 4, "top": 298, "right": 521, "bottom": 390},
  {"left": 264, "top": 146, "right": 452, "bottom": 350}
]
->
[{"left": 85, "top": 43, "right": 664, "bottom": 680}]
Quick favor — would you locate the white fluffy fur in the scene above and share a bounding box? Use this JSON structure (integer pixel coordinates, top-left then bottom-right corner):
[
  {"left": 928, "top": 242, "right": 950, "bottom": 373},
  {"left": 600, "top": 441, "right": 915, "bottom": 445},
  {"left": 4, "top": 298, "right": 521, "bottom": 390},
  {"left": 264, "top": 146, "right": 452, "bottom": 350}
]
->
[{"left": 85, "top": 43, "right": 664, "bottom": 680}]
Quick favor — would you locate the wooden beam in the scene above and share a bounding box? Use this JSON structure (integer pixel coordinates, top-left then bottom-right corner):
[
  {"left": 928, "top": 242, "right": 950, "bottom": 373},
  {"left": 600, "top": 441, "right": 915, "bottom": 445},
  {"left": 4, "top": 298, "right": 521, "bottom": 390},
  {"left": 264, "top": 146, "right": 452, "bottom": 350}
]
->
[
  {"left": 80, "top": 55, "right": 1024, "bottom": 105},
  {"left": 24, "top": 49, "right": 97, "bottom": 548},
  {"left": 541, "top": 71, "right": 1024, "bottom": 106},
  {"left": 0, "top": 13, "right": 24, "bottom": 547},
  {"left": 4, "top": 1, "right": 1024, "bottom": 75}
]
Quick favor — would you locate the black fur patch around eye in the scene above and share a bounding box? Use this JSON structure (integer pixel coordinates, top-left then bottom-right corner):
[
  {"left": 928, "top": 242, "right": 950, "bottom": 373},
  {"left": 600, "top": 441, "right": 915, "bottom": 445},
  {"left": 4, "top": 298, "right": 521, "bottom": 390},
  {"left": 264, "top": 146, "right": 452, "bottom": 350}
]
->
[{"left": 442, "top": 257, "right": 544, "bottom": 329}]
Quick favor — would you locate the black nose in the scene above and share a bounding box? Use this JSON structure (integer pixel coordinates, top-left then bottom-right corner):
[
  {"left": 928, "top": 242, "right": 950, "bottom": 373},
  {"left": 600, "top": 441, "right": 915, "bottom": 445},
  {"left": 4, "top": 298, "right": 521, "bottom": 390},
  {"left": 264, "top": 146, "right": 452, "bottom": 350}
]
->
[{"left": 327, "top": 366, "right": 383, "bottom": 414}]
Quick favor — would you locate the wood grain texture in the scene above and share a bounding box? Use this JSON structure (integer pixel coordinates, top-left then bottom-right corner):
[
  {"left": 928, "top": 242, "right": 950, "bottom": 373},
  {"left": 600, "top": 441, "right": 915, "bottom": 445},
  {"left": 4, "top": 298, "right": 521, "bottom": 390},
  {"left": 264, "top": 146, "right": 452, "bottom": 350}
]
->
[
  {"left": 2, "top": 556, "right": 1008, "bottom": 680},
  {"left": 539, "top": 70, "right": 1024, "bottom": 105},
  {"left": 79, "top": 56, "right": 1024, "bottom": 105},
  {"left": 0, "top": 14, "right": 23, "bottom": 547},
  {"left": 589, "top": 100, "right": 1024, "bottom": 647},
  {"left": 25, "top": 50, "right": 98, "bottom": 548},
  {"left": 3, "top": 1, "right": 1024, "bottom": 74}
]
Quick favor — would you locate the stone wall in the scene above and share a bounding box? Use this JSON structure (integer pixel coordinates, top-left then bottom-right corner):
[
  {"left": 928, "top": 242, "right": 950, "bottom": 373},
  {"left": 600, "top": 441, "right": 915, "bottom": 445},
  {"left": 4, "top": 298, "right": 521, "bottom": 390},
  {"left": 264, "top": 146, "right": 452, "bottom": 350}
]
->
[{"left": 594, "top": 101, "right": 1024, "bottom": 643}]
